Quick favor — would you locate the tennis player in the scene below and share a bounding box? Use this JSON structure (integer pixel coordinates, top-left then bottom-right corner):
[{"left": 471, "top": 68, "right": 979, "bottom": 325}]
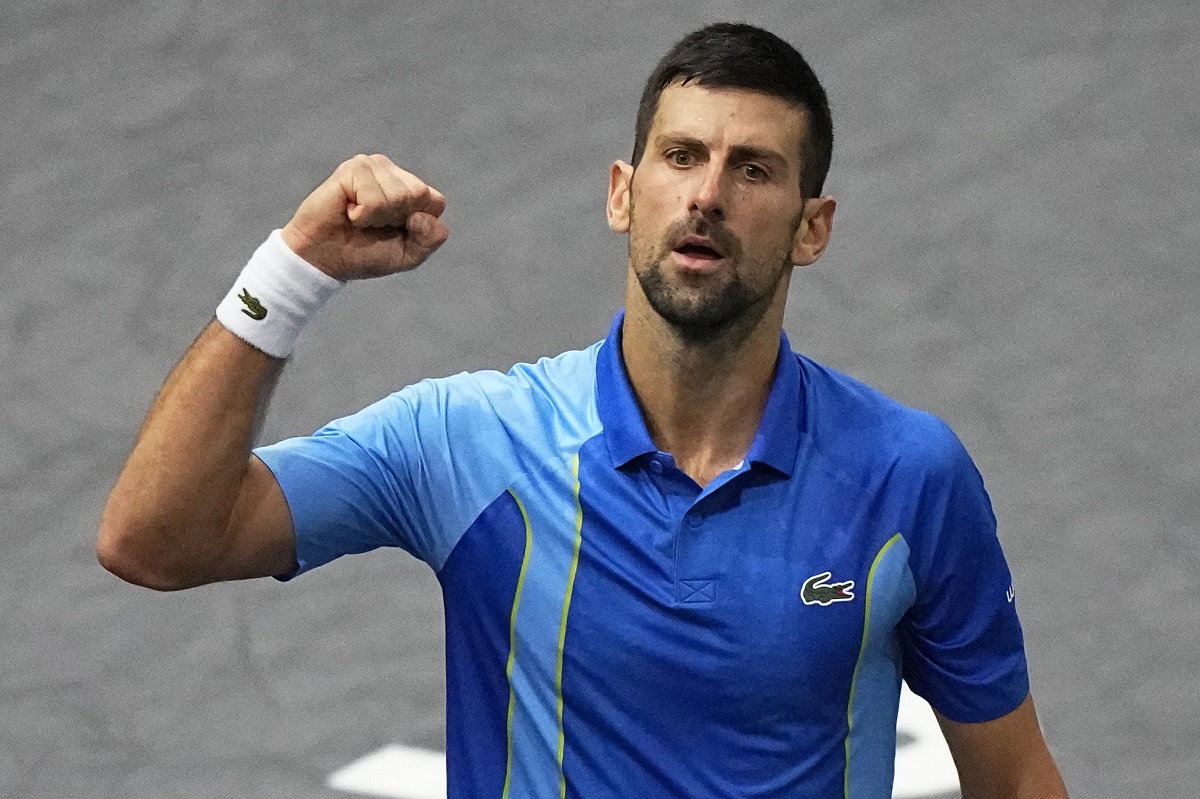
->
[{"left": 99, "top": 22, "right": 1069, "bottom": 798}]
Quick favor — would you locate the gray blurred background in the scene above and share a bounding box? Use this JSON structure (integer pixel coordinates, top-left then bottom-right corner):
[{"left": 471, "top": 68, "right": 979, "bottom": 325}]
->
[{"left": 2, "top": 1, "right": 1197, "bottom": 797}]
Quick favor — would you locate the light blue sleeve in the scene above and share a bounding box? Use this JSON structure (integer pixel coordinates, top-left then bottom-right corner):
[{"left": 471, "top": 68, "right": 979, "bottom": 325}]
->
[
  {"left": 254, "top": 370, "right": 522, "bottom": 578},
  {"left": 253, "top": 344, "right": 603, "bottom": 580}
]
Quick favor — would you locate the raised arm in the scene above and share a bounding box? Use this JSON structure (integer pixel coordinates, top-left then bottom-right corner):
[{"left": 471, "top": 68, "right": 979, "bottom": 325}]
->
[{"left": 97, "top": 154, "right": 450, "bottom": 590}]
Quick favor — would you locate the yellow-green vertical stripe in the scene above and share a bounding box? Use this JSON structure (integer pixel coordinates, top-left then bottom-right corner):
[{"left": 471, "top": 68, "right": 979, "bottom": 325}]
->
[
  {"left": 843, "top": 532, "right": 903, "bottom": 799},
  {"left": 555, "top": 454, "right": 584, "bottom": 799},
  {"left": 501, "top": 488, "right": 534, "bottom": 799}
]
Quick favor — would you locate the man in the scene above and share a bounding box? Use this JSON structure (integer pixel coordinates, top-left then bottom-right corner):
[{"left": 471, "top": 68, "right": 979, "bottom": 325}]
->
[{"left": 98, "top": 22, "right": 1068, "bottom": 799}]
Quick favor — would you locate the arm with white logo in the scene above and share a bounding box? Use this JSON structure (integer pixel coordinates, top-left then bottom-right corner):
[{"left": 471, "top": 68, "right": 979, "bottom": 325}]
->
[
  {"left": 97, "top": 154, "right": 449, "bottom": 590},
  {"left": 898, "top": 419, "right": 1069, "bottom": 798}
]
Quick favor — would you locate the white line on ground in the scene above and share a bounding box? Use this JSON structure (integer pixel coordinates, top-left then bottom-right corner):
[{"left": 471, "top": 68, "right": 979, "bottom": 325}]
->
[{"left": 328, "top": 744, "right": 446, "bottom": 799}]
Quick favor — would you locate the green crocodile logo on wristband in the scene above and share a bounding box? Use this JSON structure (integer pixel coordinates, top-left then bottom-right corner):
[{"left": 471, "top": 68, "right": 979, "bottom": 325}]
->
[{"left": 238, "top": 288, "right": 268, "bottom": 320}]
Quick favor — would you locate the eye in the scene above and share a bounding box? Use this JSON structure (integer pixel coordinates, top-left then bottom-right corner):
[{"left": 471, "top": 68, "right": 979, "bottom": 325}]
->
[
  {"left": 667, "top": 149, "right": 696, "bottom": 167},
  {"left": 740, "top": 163, "right": 769, "bottom": 182}
]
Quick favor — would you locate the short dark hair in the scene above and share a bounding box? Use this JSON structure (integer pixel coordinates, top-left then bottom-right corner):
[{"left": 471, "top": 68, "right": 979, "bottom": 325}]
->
[{"left": 632, "top": 22, "right": 833, "bottom": 199}]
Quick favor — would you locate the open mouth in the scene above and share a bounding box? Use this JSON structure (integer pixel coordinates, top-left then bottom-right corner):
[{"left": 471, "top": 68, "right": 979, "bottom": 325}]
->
[
  {"left": 675, "top": 243, "right": 722, "bottom": 260},
  {"left": 673, "top": 236, "right": 725, "bottom": 261}
]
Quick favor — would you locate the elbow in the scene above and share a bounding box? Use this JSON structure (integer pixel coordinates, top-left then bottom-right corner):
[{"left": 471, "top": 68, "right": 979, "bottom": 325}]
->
[
  {"left": 96, "top": 515, "right": 198, "bottom": 592},
  {"left": 96, "top": 544, "right": 175, "bottom": 592}
]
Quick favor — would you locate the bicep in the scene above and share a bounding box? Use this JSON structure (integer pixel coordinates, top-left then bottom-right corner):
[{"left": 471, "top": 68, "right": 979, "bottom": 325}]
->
[
  {"left": 215, "top": 454, "right": 298, "bottom": 582},
  {"left": 936, "top": 693, "right": 1069, "bottom": 799}
]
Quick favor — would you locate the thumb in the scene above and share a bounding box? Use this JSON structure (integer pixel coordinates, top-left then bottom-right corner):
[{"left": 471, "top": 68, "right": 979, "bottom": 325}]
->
[{"left": 407, "top": 211, "right": 450, "bottom": 252}]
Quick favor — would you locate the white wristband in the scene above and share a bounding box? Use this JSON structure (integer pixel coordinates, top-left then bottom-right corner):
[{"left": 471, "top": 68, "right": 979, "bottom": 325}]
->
[{"left": 216, "top": 230, "right": 345, "bottom": 359}]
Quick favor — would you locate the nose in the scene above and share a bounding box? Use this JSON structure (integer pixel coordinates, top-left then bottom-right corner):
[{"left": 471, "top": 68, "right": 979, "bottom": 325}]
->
[{"left": 687, "top": 163, "right": 726, "bottom": 221}]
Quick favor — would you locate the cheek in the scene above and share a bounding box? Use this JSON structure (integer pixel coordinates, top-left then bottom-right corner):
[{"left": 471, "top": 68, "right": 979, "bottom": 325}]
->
[
  {"left": 627, "top": 219, "right": 661, "bottom": 263},
  {"left": 628, "top": 199, "right": 669, "bottom": 250},
  {"left": 743, "top": 204, "right": 802, "bottom": 253},
  {"left": 630, "top": 172, "right": 682, "bottom": 221}
]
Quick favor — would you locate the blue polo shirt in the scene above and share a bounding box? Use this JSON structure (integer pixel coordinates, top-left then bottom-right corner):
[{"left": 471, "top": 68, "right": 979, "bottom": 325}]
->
[{"left": 255, "top": 313, "right": 1029, "bottom": 799}]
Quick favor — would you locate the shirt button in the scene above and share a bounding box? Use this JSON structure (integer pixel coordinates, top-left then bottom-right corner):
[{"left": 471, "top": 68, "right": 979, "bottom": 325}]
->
[
  {"left": 649, "top": 459, "right": 664, "bottom": 475},
  {"left": 686, "top": 513, "right": 702, "bottom": 528}
]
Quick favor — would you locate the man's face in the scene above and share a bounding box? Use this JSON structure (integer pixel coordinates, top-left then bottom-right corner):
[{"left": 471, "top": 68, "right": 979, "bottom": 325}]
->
[{"left": 608, "top": 81, "right": 818, "bottom": 343}]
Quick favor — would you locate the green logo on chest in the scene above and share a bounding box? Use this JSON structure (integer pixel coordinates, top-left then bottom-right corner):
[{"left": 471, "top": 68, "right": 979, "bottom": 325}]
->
[{"left": 801, "top": 571, "right": 855, "bottom": 605}]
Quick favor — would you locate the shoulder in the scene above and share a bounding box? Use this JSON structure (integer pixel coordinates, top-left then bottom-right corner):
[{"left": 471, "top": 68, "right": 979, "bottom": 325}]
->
[
  {"left": 796, "top": 353, "right": 972, "bottom": 481},
  {"left": 797, "top": 355, "right": 1003, "bottom": 581},
  {"left": 331, "top": 341, "right": 603, "bottom": 443},
  {"left": 411, "top": 341, "right": 600, "bottom": 416}
]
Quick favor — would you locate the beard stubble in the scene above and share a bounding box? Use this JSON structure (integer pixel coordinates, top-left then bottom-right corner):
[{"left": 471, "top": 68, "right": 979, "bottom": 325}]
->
[{"left": 630, "top": 211, "right": 798, "bottom": 345}]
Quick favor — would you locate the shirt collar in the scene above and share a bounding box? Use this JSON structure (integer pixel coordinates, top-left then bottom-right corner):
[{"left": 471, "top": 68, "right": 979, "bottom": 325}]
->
[{"left": 595, "top": 311, "right": 803, "bottom": 476}]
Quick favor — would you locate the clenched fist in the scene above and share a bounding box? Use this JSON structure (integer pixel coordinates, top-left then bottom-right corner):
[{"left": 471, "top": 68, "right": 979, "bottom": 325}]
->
[{"left": 281, "top": 154, "right": 450, "bottom": 281}]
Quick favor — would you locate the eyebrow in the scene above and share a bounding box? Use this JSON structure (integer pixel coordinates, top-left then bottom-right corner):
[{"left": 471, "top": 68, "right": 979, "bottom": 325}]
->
[{"left": 654, "top": 134, "right": 790, "bottom": 169}]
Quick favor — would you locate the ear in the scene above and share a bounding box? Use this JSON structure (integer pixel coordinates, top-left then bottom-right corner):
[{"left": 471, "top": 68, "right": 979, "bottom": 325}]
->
[
  {"left": 791, "top": 195, "right": 836, "bottom": 266},
  {"left": 607, "top": 160, "right": 634, "bottom": 233}
]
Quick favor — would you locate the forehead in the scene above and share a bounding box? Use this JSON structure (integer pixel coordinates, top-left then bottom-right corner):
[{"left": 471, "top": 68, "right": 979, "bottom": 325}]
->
[{"left": 649, "top": 81, "right": 808, "bottom": 160}]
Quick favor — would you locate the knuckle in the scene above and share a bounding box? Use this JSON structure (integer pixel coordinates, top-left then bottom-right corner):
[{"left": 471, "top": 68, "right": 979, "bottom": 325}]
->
[{"left": 340, "top": 154, "right": 371, "bottom": 176}]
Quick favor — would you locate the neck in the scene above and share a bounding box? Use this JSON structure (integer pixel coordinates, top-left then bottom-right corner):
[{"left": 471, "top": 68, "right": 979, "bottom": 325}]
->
[{"left": 621, "top": 298, "right": 784, "bottom": 486}]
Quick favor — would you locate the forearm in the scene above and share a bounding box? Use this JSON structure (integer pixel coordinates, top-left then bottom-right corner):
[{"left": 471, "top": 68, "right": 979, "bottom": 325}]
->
[
  {"left": 942, "top": 695, "right": 1069, "bottom": 799},
  {"left": 960, "top": 768, "right": 1069, "bottom": 799},
  {"left": 98, "top": 155, "right": 449, "bottom": 589},
  {"left": 98, "top": 320, "right": 283, "bottom": 589},
  {"left": 959, "top": 768, "right": 1069, "bottom": 799}
]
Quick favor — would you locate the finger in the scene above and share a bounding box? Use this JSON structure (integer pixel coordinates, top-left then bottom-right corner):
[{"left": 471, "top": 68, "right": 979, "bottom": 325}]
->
[
  {"left": 406, "top": 211, "right": 450, "bottom": 253},
  {"left": 364, "top": 155, "right": 447, "bottom": 218},
  {"left": 423, "top": 186, "right": 447, "bottom": 218},
  {"left": 344, "top": 158, "right": 390, "bottom": 225},
  {"left": 365, "top": 154, "right": 410, "bottom": 206},
  {"left": 392, "top": 181, "right": 445, "bottom": 223},
  {"left": 384, "top": 169, "right": 446, "bottom": 220},
  {"left": 371, "top": 165, "right": 432, "bottom": 221}
]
